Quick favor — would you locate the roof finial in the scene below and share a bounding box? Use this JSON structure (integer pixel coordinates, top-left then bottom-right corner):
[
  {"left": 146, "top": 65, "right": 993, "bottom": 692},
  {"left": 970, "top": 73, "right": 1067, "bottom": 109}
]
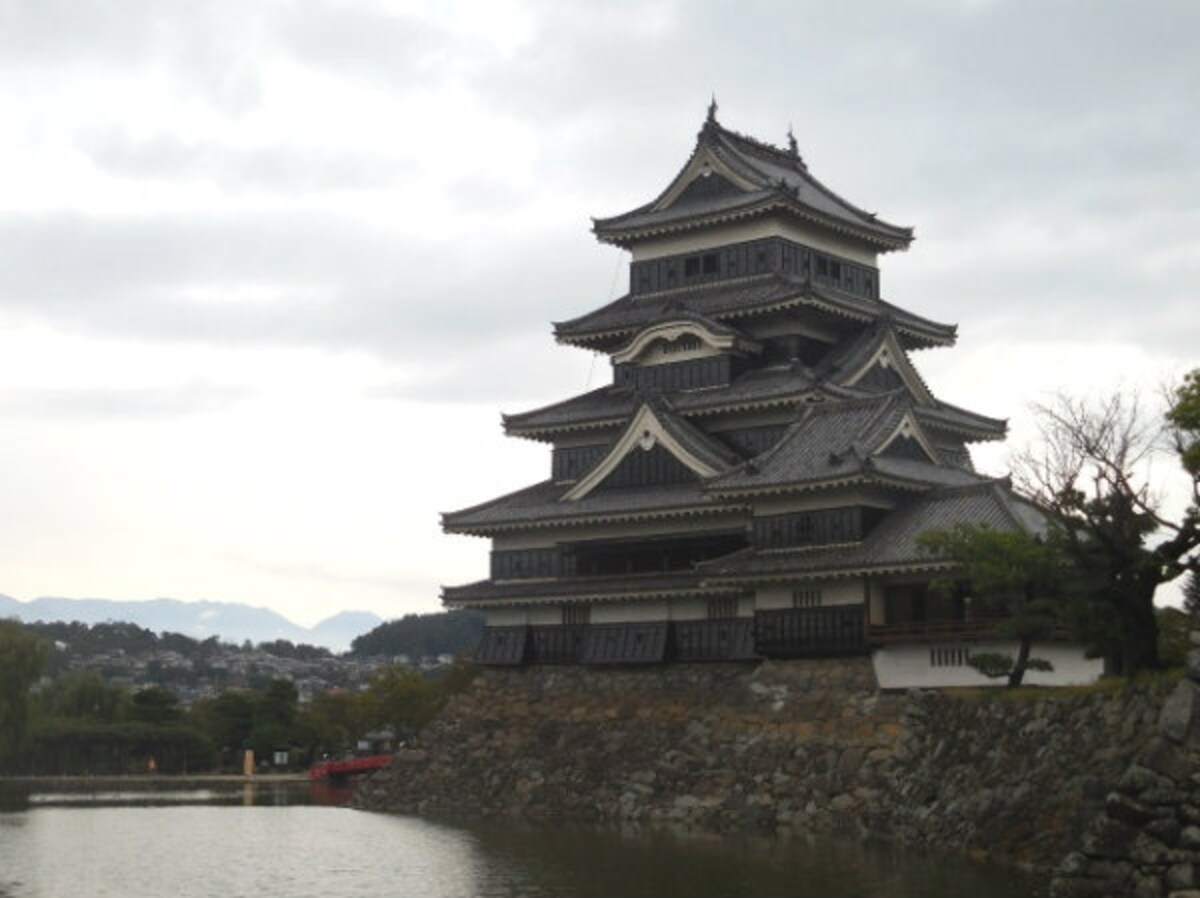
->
[
  {"left": 707, "top": 94, "right": 718, "bottom": 124},
  {"left": 787, "top": 124, "right": 798, "bottom": 157}
]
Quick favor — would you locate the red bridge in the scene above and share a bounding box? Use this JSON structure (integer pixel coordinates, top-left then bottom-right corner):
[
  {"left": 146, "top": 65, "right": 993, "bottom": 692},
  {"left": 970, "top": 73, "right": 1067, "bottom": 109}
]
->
[{"left": 309, "top": 754, "right": 392, "bottom": 781}]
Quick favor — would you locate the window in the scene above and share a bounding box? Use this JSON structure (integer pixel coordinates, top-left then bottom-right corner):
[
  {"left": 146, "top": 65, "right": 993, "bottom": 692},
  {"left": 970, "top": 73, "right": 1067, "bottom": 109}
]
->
[
  {"left": 707, "top": 596, "right": 739, "bottom": 620},
  {"left": 792, "top": 588, "right": 822, "bottom": 609},
  {"left": 930, "top": 646, "right": 971, "bottom": 667},
  {"left": 684, "top": 256, "right": 701, "bottom": 277},
  {"left": 562, "top": 605, "right": 591, "bottom": 626},
  {"left": 702, "top": 253, "right": 719, "bottom": 275}
]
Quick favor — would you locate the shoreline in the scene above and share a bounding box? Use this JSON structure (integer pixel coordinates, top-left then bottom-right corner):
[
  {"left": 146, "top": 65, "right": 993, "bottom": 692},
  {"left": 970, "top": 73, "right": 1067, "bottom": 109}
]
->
[{"left": 0, "top": 773, "right": 309, "bottom": 788}]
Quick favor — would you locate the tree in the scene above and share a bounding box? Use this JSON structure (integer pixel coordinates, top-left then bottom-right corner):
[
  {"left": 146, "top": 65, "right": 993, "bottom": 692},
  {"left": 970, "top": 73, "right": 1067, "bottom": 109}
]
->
[
  {"left": 349, "top": 611, "right": 485, "bottom": 658},
  {"left": 917, "top": 524, "right": 1061, "bottom": 687},
  {"left": 1185, "top": 570, "right": 1200, "bottom": 619},
  {"left": 355, "top": 665, "right": 437, "bottom": 739},
  {"left": 35, "top": 670, "right": 128, "bottom": 723},
  {"left": 0, "top": 620, "right": 48, "bottom": 767},
  {"left": 130, "top": 686, "right": 183, "bottom": 726},
  {"left": 1015, "top": 372, "right": 1200, "bottom": 675}
]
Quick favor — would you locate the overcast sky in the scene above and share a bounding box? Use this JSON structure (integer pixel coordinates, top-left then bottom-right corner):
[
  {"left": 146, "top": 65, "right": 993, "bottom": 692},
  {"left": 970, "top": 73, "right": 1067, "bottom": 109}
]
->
[{"left": 0, "top": 0, "right": 1195, "bottom": 626}]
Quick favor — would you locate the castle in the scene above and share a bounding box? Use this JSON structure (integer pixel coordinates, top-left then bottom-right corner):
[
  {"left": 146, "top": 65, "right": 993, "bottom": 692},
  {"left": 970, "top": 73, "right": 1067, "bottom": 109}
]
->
[{"left": 441, "top": 105, "right": 1099, "bottom": 688}]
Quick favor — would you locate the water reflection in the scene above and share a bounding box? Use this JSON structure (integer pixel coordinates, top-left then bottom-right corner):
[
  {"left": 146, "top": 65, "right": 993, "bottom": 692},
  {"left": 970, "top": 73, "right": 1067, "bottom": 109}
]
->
[
  {"left": 0, "top": 783, "right": 1040, "bottom": 898},
  {"left": 461, "top": 821, "right": 1041, "bottom": 898}
]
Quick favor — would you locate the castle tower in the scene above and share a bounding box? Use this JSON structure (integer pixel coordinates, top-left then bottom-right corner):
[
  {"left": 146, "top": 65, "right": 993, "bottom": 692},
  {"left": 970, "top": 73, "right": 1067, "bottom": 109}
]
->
[{"left": 441, "top": 109, "right": 1097, "bottom": 687}]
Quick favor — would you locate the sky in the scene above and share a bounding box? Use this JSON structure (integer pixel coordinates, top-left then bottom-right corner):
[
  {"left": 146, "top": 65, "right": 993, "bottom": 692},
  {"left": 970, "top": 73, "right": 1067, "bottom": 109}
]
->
[{"left": 0, "top": 0, "right": 1196, "bottom": 627}]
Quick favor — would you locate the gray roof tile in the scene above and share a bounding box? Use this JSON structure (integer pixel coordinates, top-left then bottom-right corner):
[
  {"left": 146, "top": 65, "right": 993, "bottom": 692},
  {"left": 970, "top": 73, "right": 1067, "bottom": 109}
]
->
[
  {"left": 700, "top": 481, "right": 1044, "bottom": 580},
  {"left": 592, "top": 118, "right": 913, "bottom": 251},
  {"left": 553, "top": 274, "right": 955, "bottom": 350}
]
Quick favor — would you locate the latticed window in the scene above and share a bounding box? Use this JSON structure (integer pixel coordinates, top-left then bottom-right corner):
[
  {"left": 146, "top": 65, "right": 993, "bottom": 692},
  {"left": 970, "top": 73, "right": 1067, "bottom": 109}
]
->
[
  {"left": 929, "top": 646, "right": 971, "bottom": 667},
  {"left": 562, "top": 605, "right": 590, "bottom": 626},
  {"left": 706, "top": 596, "right": 739, "bottom": 620},
  {"left": 792, "top": 588, "right": 822, "bottom": 609}
]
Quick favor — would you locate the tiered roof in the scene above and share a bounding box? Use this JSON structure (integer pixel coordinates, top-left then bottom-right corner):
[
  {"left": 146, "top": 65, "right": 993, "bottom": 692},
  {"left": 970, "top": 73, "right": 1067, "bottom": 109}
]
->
[
  {"left": 443, "top": 108, "right": 1026, "bottom": 606},
  {"left": 591, "top": 104, "right": 914, "bottom": 252},
  {"left": 554, "top": 276, "right": 956, "bottom": 351},
  {"left": 699, "top": 481, "right": 1046, "bottom": 583}
]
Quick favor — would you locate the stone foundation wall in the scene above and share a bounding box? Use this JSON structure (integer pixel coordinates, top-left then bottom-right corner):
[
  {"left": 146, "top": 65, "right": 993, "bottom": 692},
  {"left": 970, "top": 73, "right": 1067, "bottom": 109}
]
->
[
  {"left": 1051, "top": 653, "right": 1200, "bottom": 898},
  {"left": 354, "top": 659, "right": 1174, "bottom": 872}
]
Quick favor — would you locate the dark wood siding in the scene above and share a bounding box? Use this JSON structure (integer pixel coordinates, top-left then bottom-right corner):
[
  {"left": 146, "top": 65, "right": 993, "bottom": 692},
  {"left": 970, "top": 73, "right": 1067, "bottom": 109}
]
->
[
  {"left": 671, "top": 618, "right": 757, "bottom": 661},
  {"left": 753, "top": 606, "right": 866, "bottom": 657},
  {"left": 552, "top": 444, "right": 609, "bottom": 482},
  {"left": 613, "top": 355, "right": 731, "bottom": 392},
  {"left": 580, "top": 622, "right": 669, "bottom": 664},
  {"left": 528, "top": 624, "right": 585, "bottom": 663},
  {"left": 754, "top": 506, "right": 886, "bottom": 549},
  {"left": 880, "top": 435, "right": 934, "bottom": 462},
  {"left": 472, "top": 626, "right": 528, "bottom": 665},
  {"left": 490, "top": 548, "right": 569, "bottom": 580},
  {"left": 629, "top": 236, "right": 879, "bottom": 300},
  {"left": 855, "top": 362, "right": 906, "bottom": 392},
  {"left": 592, "top": 444, "right": 697, "bottom": 491}
]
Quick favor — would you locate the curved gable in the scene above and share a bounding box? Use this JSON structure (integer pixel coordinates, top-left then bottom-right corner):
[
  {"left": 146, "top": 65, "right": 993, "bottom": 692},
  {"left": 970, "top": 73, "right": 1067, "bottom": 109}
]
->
[
  {"left": 651, "top": 146, "right": 759, "bottom": 213},
  {"left": 563, "top": 404, "right": 734, "bottom": 501},
  {"left": 611, "top": 318, "right": 755, "bottom": 366},
  {"left": 842, "top": 330, "right": 934, "bottom": 404}
]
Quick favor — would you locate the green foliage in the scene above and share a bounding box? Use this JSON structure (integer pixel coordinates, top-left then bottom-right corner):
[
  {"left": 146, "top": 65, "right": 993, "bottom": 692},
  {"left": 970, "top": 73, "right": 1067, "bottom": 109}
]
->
[
  {"left": 130, "top": 686, "right": 183, "bottom": 726},
  {"left": 34, "top": 670, "right": 129, "bottom": 723},
  {"left": 1168, "top": 369, "right": 1200, "bottom": 478},
  {"left": 917, "top": 524, "right": 1061, "bottom": 686},
  {"left": 1157, "top": 606, "right": 1193, "bottom": 669},
  {"left": 356, "top": 665, "right": 438, "bottom": 738},
  {"left": 1184, "top": 571, "right": 1200, "bottom": 619},
  {"left": 25, "top": 719, "right": 213, "bottom": 775},
  {"left": 967, "top": 652, "right": 1053, "bottom": 681},
  {"left": 256, "top": 639, "right": 330, "bottom": 661},
  {"left": 350, "top": 610, "right": 484, "bottom": 658},
  {"left": 0, "top": 620, "right": 48, "bottom": 766},
  {"left": 188, "top": 690, "right": 256, "bottom": 754},
  {"left": 1015, "top": 373, "right": 1200, "bottom": 675}
]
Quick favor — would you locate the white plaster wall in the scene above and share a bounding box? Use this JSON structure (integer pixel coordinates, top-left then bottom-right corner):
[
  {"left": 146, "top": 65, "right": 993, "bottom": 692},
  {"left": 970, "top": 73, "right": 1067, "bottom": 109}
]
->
[
  {"left": 872, "top": 642, "right": 1105, "bottom": 689},
  {"left": 483, "top": 608, "right": 527, "bottom": 627},
  {"left": 527, "top": 606, "right": 561, "bottom": 626},
  {"left": 669, "top": 597, "right": 709, "bottom": 621},
  {"left": 629, "top": 218, "right": 879, "bottom": 267},
  {"left": 756, "top": 579, "right": 863, "bottom": 609}
]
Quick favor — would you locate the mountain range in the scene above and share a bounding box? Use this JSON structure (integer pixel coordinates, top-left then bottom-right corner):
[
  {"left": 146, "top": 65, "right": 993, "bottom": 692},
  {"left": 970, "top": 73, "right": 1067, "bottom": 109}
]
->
[{"left": 0, "top": 595, "right": 382, "bottom": 652}]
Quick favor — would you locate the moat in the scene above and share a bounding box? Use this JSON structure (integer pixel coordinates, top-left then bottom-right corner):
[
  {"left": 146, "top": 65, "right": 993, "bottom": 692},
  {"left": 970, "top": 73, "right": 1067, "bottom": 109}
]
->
[{"left": 0, "top": 782, "right": 1036, "bottom": 897}]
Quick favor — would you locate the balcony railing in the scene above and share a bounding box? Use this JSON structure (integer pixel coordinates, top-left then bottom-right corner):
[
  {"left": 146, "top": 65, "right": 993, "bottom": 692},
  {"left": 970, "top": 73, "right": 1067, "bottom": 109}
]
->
[
  {"left": 672, "top": 619, "right": 756, "bottom": 662},
  {"left": 868, "top": 616, "right": 1073, "bottom": 644},
  {"left": 753, "top": 606, "right": 866, "bottom": 658}
]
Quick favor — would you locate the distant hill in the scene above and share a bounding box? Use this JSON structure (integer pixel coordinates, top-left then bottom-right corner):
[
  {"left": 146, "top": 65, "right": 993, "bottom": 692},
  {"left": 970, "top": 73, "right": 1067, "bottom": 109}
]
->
[
  {"left": 0, "top": 594, "right": 382, "bottom": 652},
  {"left": 350, "top": 610, "right": 484, "bottom": 658}
]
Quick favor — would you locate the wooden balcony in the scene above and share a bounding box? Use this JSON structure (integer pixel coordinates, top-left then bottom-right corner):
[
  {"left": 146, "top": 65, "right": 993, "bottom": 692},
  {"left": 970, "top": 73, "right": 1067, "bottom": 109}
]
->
[
  {"left": 868, "top": 616, "right": 1073, "bottom": 644},
  {"left": 671, "top": 618, "right": 757, "bottom": 662},
  {"left": 868, "top": 617, "right": 1001, "bottom": 643},
  {"left": 753, "top": 606, "right": 866, "bottom": 658}
]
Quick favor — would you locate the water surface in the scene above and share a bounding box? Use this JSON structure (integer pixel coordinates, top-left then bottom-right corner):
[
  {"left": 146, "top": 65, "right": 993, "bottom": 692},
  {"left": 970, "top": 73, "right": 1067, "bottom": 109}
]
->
[{"left": 0, "top": 783, "right": 1040, "bottom": 897}]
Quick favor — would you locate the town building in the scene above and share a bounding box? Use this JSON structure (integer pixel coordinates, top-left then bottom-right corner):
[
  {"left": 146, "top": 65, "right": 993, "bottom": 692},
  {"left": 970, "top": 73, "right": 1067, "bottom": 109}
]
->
[{"left": 442, "top": 105, "right": 1100, "bottom": 687}]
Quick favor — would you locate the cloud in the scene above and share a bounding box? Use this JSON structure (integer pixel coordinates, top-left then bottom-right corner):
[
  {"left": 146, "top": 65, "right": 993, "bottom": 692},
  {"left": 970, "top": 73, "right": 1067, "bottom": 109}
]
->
[
  {"left": 0, "top": 210, "right": 608, "bottom": 358},
  {"left": 76, "top": 129, "right": 407, "bottom": 192},
  {"left": 0, "top": 380, "right": 249, "bottom": 420}
]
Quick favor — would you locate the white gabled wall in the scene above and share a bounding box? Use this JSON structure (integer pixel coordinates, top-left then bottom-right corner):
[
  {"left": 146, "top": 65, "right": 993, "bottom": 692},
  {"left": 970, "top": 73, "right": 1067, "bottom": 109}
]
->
[{"left": 872, "top": 642, "right": 1104, "bottom": 689}]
